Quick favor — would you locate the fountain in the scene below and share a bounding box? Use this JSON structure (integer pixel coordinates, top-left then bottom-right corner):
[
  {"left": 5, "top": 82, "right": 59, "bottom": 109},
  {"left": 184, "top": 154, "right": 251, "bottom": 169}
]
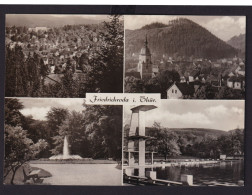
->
[
  {"left": 63, "top": 136, "right": 70, "bottom": 159},
  {"left": 49, "top": 136, "right": 82, "bottom": 160}
]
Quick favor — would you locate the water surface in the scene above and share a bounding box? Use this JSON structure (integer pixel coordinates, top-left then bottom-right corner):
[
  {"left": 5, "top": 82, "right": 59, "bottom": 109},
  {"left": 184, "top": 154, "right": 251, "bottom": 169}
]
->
[{"left": 145, "top": 160, "right": 244, "bottom": 186}]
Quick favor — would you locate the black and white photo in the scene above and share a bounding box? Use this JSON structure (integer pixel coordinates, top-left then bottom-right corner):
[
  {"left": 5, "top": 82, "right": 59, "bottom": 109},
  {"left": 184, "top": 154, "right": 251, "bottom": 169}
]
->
[
  {"left": 4, "top": 98, "right": 122, "bottom": 185},
  {"left": 5, "top": 14, "right": 124, "bottom": 97},
  {"left": 123, "top": 100, "right": 244, "bottom": 186},
  {"left": 124, "top": 16, "right": 245, "bottom": 99}
]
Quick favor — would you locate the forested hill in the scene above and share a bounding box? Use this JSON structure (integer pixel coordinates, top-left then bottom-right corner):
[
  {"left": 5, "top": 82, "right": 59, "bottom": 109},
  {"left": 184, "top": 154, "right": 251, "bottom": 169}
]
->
[
  {"left": 146, "top": 127, "right": 228, "bottom": 139},
  {"left": 125, "top": 18, "right": 238, "bottom": 59},
  {"left": 227, "top": 33, "right": 245, "bottom": 56}
]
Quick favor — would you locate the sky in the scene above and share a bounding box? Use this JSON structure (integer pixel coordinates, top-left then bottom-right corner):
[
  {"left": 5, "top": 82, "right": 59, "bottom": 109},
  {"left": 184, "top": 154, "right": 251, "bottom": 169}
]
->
[
  {"left": 5, "top": 14, "right": 111, "bottom": 28},
  {"left": 124, "top": 100, "right": 245, "bottom": 131},
  {"left": 15, "top": 98, "right": 245, "bottom": 131},
  {"left": 49, "top": 14, "right": 108, "bottom": 20},
  {"left": 125, "top": 15, "right": 246, "bottom": 41},
  {"left": 6, "top": 14, "right": 109, "bottom": 21},
  {"left": 19, "top": 98, "right": 85, "bottom": 120},
  {"left": 6, "top": 15, "right": 245, "bottom": 41}
]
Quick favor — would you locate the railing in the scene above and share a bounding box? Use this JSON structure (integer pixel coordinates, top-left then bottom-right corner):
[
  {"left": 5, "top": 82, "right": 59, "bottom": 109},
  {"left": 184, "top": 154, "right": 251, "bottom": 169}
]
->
[{"left": 123, "top": 173, "right": 183, "bottom": 186}]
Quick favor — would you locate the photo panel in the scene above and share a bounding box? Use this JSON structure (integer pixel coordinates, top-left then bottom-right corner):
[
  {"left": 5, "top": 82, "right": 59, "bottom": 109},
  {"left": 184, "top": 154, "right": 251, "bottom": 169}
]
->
[
  {"left": 4, "top": 98, "right": 123, "bottom": 185},
  {"left": 123, "top": 100, "right": 245, "bottom": 186},
  {"left": 5, "top": 14, "right": 124, "bottom": 97},
  {"left": 124, "top": 15, "right": 245, "bottom": 100}
]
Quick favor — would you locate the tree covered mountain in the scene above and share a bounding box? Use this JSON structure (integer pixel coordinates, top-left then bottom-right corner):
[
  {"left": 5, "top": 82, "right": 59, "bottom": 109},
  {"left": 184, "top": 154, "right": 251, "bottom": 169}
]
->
[
  {"left": 126, "top": 18, "right": 238, "bottom": 60},
  {"left": 145, "top": 126, "right": 243, "bottom": 159},
  {"left": 146, "top": 127, "right": 228, "bottom": 139},
  {"left": 227, "top": 33, "right": 245, "bottom": 56}
]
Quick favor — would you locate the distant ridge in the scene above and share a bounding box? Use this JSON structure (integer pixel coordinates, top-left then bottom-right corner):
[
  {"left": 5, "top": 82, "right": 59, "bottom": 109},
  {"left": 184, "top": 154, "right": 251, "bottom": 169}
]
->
[
  {"left": 6, "top": 15, "right": 106, "bottom": 27},
  {"left": 227, "top": 33, "right": 245, "bottom": 56},
  {"left": 126, "top": 18, "right": 238, "bottom": 59},
  {"left": 140, "top": 22, "right": 168, "bottom": 30},
  {"left": 145, "top": 127, "right": 228, "bottom": 138}
]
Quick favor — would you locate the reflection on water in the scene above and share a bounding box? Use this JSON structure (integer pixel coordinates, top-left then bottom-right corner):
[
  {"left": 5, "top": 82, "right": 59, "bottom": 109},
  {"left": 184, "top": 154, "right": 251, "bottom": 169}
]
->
[{"left": 138, "top": 160, "right": 244, "bottom": 186}]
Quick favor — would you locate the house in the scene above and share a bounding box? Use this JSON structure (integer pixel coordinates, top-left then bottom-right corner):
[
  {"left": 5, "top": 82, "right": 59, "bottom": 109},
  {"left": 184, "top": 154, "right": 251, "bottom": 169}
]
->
[
  {"left": 227, "top": 76, "right": 245, "bottom": 90},
  {"left": 35, "top": 27, "right": 49, "bottom": 32},
  {"left": 50, "top": 65, "right": 55, "bottom": 74},
  {"left": 192, "top": 80, "right": 204, "bottom": 91},
  {"left": 228, "top": 71, "right": 235, "bottom": 77},
  {"left": 213, "top": 63, "right": 221, "bottom": 68},
  {"left": 188, "top": 69, "right": 200, "bottom": 82},
  {"left": 166, "top": 82, "right": 195, "bottom": 99},
  {"left": 235, "top": 65, "right": 245, "bottom": 76},
  {"left": 180, "top": 76, "right": 186, "bottom": 83},
  {"left": 152, "top": 65, "right": 159, "bottom": 78},
  {"left": 42, "top": 57, "right": 49, "bottom": 65}
]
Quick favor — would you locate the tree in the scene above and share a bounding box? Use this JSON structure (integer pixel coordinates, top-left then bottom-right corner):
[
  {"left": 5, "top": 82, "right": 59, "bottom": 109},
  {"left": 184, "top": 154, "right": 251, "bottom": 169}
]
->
[
  {"left": 82, "top": 104, "right": 122, "bottom": 159},
  {"left": 194, "top": 84, "right": 215, "bottom": 99},
  {"left": 60, "top": 68, "right": 77, "bottom": 97},
  {"left": 49, "top": 104, "right": 122, "bottom": 160},
  {"left": 39, "top": 58, "right": 49, "bottom": 82},
  {"left": 124, "top": 76, "right": 144, "bottom": 93},
  {"left": 25, "top": 53, "right": 41, "bottom": 96},
  {"left": 50, "top": 111, "right": 86, "bottom": 156},
  {"left": 5, "top": 45, "right": 27, "bottom": 97},
  {"left": 79, "top": 53, "right": 89, "bottom": 72},
  {"left": 147, "top": 123, "right": 181, "bottom": 160},
  {"left": 215, "top": 86, "right": 244, "bottom": 99},
  {"left": 4, "top": 98, "right": 24, "bottom": 127},
  {"left": 86, "top": 15, "right": 124, "bottom": 93},
  {"left": 4, "top": 125, "right": 47, "bottom": 184},
  {"left": 46, "top": 107, "right": 69, "bottom": 150},
  {"left": 156, "top": 130, "right": 181, "bottom": 160}
]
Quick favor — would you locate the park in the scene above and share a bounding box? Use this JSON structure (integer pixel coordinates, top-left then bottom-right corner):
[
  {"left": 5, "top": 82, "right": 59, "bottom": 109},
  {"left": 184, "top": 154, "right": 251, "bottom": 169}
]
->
[{"left": 4, "top": 98, "right": 122, "bottom": 185}]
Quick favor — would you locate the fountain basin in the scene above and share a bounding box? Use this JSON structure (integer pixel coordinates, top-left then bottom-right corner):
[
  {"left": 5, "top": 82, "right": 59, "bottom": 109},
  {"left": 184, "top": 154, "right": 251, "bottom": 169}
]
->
[{"left": 49, "top": 155, "right": 83, "bottom": 160}]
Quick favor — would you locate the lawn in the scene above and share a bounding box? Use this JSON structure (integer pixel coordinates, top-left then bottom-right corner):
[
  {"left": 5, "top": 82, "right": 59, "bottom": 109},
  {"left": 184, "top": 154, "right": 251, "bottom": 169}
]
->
[{"left": 29, "top": 163, "right": 122, "bottom": 185}]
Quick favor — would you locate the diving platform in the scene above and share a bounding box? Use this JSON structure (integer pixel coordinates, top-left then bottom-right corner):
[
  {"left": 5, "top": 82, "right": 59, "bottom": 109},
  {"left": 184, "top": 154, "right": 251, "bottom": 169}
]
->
[
  {"left": 127, "top": 135, "right": 154, "bottom": 140},
  {"left": 125, "top": 105, "right": 158, "bottom": 167}
]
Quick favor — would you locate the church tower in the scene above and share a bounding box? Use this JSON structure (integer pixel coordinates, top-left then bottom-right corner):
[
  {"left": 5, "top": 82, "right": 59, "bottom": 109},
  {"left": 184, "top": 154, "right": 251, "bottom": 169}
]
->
[{"left": 137, "top": 35, "right": 152, "bottom": 79}]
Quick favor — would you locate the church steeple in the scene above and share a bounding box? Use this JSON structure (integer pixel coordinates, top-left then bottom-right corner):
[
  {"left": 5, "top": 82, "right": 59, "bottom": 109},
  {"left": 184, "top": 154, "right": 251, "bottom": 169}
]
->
[
  {"left": 140, "top": 34, "right": 151, "bottom": 56},
  {"left": 138, "top": 33, "right": 152, "bottom": 79},
  {"left": 144, "top": 34, "right": 148, "bottom": 47}
]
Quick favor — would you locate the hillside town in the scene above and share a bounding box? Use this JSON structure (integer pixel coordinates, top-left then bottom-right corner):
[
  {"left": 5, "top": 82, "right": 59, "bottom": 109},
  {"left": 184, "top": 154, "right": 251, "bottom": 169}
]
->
[
  {"left": 5, "top": 25, "right": 102, "bottom": 75},
  {"left": 125, "top": 35, "right": 245, "bottom": 99},
  {"left": 5, "top": 15, "right": 124, "bottom": 97}
]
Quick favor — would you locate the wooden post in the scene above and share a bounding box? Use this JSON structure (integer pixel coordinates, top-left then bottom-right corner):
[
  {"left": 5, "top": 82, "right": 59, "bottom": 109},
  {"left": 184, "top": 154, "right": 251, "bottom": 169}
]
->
[
  {"left": 124, "top": 168, "right": 133, "bottom": 176},
  {"left": 146, "top": 171, "right": 156, "bottom": 180},
  {"left": 128, "top": 151, "right": 130, "bottom": 166},
  {"left": 181, "top": 174, "right": 193, "bottom": 186},
  {"left": 238, "top": 180, "right": 244, "bottom": 186},
  {"left": 151, "top": 152, "right": 154, "bottom": 165}
]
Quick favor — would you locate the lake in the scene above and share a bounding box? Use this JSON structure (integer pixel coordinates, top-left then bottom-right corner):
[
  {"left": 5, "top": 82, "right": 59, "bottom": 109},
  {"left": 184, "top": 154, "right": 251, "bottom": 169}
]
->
[{"left": 144, "top": 160, "right": 244, "bottom": 186}]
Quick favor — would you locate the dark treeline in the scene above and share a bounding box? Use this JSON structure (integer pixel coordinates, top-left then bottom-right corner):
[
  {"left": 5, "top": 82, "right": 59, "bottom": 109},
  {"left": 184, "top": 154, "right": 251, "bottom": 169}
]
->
[
  {"left": 5, "top": 98, "right": 122, "bottom": 161},
  {"left": 125, "top": 122, "right": 244, "bottom": 160}
]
